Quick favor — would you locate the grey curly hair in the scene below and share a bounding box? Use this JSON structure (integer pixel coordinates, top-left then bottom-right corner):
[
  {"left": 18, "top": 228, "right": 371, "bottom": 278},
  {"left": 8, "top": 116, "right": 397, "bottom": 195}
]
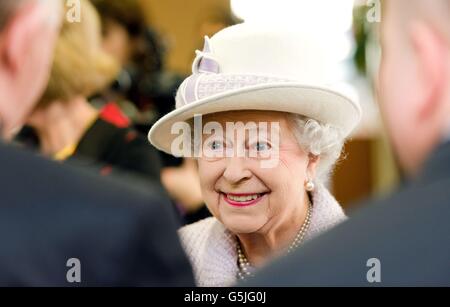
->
[{"left": 288, "top": 114, "right": 345, "bottom": 183}]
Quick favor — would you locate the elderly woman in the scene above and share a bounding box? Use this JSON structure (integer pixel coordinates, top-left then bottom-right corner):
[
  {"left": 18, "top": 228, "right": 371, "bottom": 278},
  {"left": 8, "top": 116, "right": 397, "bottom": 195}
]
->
[{"left": 148, "top": 24, "right": 361, "bottom": 286}]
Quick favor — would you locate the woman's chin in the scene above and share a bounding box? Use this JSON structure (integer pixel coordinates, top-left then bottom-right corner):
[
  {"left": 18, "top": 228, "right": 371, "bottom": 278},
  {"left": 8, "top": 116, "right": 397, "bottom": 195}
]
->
[{"left": 221, "top": 216, "right": 266, "bottom": 234}]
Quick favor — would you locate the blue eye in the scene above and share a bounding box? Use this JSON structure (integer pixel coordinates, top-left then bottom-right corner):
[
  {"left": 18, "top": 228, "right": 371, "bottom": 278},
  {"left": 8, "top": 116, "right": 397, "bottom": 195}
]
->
[
  {"left": 255, "top": 142, "right": 271, "bottom": 151},
  {"left": 210, "top": 140, "right": 222, "bottom": 151}
]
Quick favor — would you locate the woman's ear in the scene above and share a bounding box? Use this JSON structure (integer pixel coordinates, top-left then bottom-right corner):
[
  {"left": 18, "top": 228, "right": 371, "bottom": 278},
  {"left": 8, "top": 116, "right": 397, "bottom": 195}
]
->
[{"left": 307, "top": 154, "right": 320, "bottom": 179}]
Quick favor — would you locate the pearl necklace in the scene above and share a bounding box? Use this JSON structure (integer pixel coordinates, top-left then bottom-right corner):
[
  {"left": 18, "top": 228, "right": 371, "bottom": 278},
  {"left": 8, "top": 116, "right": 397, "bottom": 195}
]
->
[{"left": 236, "top": 202, "right": 313, "bottom": 281}]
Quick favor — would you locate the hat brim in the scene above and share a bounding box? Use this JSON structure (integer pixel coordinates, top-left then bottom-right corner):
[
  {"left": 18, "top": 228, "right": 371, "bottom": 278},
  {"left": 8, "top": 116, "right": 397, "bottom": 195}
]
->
[{"left": 148, "top": 83, "right": 361, "bottom": 155}]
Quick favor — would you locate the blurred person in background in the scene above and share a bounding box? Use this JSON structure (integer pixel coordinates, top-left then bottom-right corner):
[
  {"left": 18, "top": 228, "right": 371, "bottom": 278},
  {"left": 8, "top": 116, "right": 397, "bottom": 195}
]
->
[
  {"left": 91, "top": 0, "right": 182, "bottom": 130},
  {"left": 0, "top": 0, "right": 194, "bottom": 286},
  {"left": 149, "top": 24, "right": 362, "bottom": 286},
  {"left": 246, "top": 0, "right": 450, "bottom": 286},
  {"left": 20, "top": 0, "right": 162, "bottom": 183},
  {"left": 92, "top": 0, "right": 209, "bottom": 225}
]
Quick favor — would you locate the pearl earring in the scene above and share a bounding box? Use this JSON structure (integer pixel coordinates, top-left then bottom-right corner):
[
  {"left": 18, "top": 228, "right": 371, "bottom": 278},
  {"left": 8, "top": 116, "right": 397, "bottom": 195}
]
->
[{"left": 305, "top": 179, "right": 315, "bottom": 192}]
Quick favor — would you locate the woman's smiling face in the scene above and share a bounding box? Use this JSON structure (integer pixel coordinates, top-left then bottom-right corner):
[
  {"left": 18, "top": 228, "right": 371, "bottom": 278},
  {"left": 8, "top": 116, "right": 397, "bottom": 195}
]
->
[{"left": 197, "top": 111, "right": 318, "bottom": 235}]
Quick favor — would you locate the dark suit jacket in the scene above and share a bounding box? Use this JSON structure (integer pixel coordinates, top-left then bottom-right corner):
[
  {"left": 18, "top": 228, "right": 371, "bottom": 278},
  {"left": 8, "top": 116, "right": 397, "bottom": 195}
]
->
[
  {"left": 246, "top": 141, "right": 450, "bottom": 286},
  {"left": 0, "top": 142, "right": 195, "bottom": 286}
]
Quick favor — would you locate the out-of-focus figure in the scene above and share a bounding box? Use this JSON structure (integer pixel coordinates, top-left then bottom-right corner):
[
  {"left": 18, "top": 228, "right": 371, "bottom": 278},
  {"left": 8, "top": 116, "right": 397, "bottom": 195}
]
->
[
  {"left": 0, "top": 0, "right": 62, "bottom": 140},
  {"left": 0, "top": 0, "right": 194, "bottom": 286},
  {"left": 20, "top": 0, "right": 162, "bottom": 182},
  {"left": 91, "top": 0, "right": 183, "bottom": 128},
  {"left": 246, "top": 0, "right": 450, "bottom": 286}
]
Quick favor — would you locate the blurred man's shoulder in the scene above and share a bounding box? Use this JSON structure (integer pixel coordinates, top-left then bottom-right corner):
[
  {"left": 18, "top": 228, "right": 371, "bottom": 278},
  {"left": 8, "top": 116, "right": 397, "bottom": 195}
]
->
[
  {"left": 0, "top": 142, "right": 194, "bottom": 286},
  {"left": 0, "top": 142, "right": 167, "bottom": 213}
]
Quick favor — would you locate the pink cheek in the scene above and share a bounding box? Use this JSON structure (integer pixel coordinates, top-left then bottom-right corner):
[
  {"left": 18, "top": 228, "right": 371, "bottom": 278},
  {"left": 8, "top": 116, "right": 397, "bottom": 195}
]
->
[
  {"left": 279, "top": 155, "right": 306, "bottom": 174},
  {"left": 199, "top": 161, "right": 221, "bottom": 182}
]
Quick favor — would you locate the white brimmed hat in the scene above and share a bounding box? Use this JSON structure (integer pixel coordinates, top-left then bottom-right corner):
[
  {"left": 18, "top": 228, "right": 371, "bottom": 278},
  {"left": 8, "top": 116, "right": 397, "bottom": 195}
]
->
[{"left": 148, "top": 23, "right": 361, "bottom": 154}]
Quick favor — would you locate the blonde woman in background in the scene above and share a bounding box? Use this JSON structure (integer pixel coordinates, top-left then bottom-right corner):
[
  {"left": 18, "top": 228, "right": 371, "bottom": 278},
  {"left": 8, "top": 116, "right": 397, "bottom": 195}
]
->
[{"left": 21, "top": 0, "right": 162, "bottom": 181}]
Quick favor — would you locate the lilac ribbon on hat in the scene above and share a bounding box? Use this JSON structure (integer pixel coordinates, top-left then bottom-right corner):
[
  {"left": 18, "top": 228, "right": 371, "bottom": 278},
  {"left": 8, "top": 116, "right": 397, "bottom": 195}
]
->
[
  {"left": 183, "top": 37, "right": 220, "bottom": 105},
  {"left": 178, "top": 37, "right": 292, "bottom": 108},
  {"left": 197, "top": 37, "right": 220, "bottom": 74}
]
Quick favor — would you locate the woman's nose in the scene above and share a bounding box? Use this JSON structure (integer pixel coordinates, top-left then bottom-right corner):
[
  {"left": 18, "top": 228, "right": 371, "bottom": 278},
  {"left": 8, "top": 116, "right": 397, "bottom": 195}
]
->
[{"left": 222, "top": 157, "right": 252, "bottom": 184}]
